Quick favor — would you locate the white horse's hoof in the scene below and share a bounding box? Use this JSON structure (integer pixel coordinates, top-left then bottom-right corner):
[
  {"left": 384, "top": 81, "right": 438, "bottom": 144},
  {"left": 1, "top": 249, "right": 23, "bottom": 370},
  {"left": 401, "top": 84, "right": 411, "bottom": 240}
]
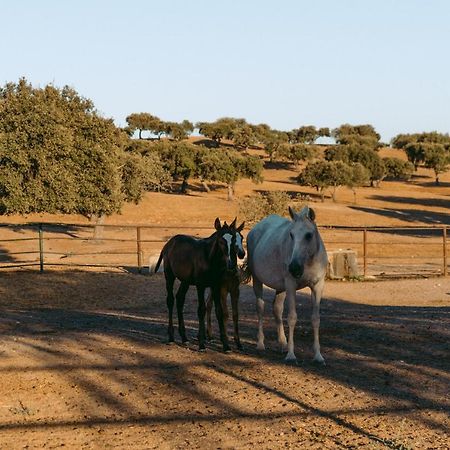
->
[
  {"left": 285, "top": 352, "right": 297, "bottom": 363},
  {"left": 313, "top": 354, "right": 326, "bottom": 365},
  {"left": 279, "top": 342, "right": 288, "bottom": 353},
  {"left": 256, "top": 342, "right": 265, "bottom": 351}
]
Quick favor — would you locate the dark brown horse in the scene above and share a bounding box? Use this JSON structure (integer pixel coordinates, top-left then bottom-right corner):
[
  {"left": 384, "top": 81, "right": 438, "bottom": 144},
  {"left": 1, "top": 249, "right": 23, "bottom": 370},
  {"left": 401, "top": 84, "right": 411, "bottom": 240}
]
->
[
  {"left": 154, "top": 218, "right": 234, "bottom": 352},
  {"left": 206, "top": 219, "right": 245, "bottom": 350}
]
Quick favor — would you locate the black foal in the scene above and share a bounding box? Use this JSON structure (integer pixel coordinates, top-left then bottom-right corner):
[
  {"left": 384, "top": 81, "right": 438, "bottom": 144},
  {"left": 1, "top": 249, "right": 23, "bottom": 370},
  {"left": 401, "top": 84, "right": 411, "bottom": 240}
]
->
[{"left": 155, "top": 218, "right": 233, "bottom": 352}]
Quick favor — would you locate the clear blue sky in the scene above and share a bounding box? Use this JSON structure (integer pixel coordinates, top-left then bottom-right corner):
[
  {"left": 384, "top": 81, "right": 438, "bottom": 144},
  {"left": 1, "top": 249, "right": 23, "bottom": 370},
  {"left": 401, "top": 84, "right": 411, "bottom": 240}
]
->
[{"left": 2, "top": 0, "right": 449, "bottom": 142}]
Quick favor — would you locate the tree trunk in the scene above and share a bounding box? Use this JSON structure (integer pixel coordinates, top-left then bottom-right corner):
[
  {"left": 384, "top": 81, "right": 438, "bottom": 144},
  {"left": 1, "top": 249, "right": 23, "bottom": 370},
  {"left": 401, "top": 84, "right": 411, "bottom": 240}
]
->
[
  {"left": 91, "top": 214, "right": 106, "bottom": 241},
  {"left": 138, "top": 129, "right": 142, "bottom": 139},
  {"left": 320, "top": 189, "right": 325, "bottom": 202},
  {"left": 435, "top": 174, "right": 440, "bottom": 186},
  {"left": 201, "top": 180, "right": 211, "bottom": 192},
  {"left": 332, "top": 187, "right": 337, "bottom": 203},
  {"left": 180, "top": 177, "right": 189, "bottom": 194},
  {"left": 352, "top": 188, "right": 357, "bottom": 204},
  {"left": 227, "top": 184, "right": 235, "bottom": 201}
]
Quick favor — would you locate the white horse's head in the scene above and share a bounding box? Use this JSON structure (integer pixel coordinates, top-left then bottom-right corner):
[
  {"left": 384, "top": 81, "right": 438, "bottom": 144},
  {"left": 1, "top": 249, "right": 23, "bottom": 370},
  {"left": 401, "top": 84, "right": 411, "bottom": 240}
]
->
[{"left": 287, "top": 206, "right": 318, "bottom": 278}]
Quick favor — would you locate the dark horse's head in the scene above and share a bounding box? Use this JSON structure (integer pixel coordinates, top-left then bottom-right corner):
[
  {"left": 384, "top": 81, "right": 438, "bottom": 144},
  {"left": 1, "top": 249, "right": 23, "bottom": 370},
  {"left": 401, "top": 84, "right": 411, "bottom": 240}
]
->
[{"left": 213, "top": 217, "right": 246, "bottom": 272}]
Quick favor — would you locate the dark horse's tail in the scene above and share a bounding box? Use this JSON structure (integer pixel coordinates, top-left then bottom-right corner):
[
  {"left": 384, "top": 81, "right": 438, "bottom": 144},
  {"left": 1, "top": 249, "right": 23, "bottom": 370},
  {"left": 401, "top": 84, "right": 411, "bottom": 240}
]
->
[
  {"left": 154, "top": 246, "right": 165, "bottom": 273},
  {"left": 239, "top": 258, "right": 252, "bottom": 284}
]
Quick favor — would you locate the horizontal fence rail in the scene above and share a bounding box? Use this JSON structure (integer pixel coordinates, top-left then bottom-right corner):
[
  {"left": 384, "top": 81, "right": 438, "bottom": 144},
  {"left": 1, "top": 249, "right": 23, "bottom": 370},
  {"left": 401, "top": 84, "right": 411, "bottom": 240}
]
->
[{"left": 0, "top": 222, "right": 448, "bottom": 278}]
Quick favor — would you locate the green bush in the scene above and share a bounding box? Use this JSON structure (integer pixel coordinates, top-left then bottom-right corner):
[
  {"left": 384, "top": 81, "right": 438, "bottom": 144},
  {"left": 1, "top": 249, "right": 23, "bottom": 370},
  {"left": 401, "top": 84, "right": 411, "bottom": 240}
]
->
[{"left": 238, "top": 191, "right": 303, "bottom": 223}]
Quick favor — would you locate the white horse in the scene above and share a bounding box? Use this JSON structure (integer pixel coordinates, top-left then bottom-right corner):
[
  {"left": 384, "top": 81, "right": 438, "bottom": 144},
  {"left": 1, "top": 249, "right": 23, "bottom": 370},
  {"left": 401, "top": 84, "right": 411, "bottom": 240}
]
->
[{"left": 246, "top": 206, "right": 328, "bottom": 364}]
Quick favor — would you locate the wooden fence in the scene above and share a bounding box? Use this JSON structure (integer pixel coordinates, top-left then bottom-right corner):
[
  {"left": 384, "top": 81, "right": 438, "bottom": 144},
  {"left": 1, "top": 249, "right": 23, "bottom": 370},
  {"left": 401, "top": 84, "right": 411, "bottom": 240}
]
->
[{"left": 0, "top": 222, "right": 448, "bottom": 278}]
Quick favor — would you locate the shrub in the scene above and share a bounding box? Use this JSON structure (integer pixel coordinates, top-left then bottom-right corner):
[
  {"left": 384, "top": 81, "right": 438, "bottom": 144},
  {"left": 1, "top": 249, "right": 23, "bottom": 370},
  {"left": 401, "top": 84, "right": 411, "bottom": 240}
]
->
[{"left": 238, "top": 191, "right": 299, "bottom": 224}]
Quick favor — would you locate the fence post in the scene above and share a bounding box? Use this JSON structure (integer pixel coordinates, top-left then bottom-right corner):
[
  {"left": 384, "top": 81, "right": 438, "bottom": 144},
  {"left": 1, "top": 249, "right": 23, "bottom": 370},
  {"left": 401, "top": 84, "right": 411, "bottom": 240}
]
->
[
  {"left": 443, "top": 226, "right": 448, "bottom": 277},
  {"left": 137, "top": 227, "right": 143, "bottom": 273},
  {"left": 363, "top": 228, "right": 368, "bottom": 277},
  {"left": 38, "top": 224, "right": 44, "bottom": 272}
]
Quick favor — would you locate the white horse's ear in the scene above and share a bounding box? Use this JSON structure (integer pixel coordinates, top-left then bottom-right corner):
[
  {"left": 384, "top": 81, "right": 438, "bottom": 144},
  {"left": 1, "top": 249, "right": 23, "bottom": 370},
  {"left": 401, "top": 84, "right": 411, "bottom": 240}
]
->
[
  {"left": 308, "top": 208, "right": 316, "bottom": 222},
  {"left": 237, "top": 221, "right": 245, "bottom": 232},
  {"left": 298, "top": 205, "right": 310, "bottom": 219},
  {"left": 214, "top": 217, "right": 221, "bottom": 230},
  {"left": 288, "top": 206, "right": 298, "bottom": 221}
]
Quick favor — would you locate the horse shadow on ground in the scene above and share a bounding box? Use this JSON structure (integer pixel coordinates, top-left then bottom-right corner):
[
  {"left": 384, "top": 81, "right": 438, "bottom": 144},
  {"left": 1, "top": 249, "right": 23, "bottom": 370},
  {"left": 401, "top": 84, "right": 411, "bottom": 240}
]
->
[{"left": 0, "top": 271, "right": 448, "bottom": 445}]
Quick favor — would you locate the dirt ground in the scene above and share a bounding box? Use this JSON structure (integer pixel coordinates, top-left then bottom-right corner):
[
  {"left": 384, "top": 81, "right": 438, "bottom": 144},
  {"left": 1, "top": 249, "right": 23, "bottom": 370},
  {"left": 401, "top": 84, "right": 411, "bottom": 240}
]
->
[
  {"left": 0, "top": 149, "right": 449, "bottom": 448},
  {"left": 0, "top": 270, "right": 449, "bottom": 449}
]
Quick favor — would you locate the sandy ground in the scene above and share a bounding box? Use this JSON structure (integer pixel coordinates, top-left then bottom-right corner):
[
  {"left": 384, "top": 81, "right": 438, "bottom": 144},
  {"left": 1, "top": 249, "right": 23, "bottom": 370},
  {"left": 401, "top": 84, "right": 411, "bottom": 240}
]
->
[
  {"left": 0, "top": 270, "right": 449, "bottom": 449},
  {"left": 0, "top": 149, "right": 449, "bottom": 448}
]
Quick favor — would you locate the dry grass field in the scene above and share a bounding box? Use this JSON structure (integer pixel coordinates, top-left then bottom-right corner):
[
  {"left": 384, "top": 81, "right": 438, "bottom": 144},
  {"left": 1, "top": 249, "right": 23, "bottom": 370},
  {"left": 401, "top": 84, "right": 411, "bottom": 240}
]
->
[{"left": 0, "top": 149, "right": 449, "bottom": 449}]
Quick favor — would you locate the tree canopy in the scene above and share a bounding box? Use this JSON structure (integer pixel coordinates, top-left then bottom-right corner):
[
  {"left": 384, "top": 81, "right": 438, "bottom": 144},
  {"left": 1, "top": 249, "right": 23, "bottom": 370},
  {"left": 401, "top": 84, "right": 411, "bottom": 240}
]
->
[
  {"left": 298, "top": 160, "right": 353, "bottom": 202},
  {"left": 0, "top": 79, "right": 136, "bottom": 218},
  {"left": 332, "top": 124, "right": 381, "bottom": 147}
]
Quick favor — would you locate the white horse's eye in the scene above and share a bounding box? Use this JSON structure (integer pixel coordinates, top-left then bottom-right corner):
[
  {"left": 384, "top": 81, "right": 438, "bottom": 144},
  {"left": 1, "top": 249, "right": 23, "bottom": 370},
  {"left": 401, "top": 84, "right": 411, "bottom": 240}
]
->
[
  {"left": 305, "top": 232, "right": 313, "bottom": 241},
  {"left": 289, "top": 232, "right": 294, "bottom": 240}
]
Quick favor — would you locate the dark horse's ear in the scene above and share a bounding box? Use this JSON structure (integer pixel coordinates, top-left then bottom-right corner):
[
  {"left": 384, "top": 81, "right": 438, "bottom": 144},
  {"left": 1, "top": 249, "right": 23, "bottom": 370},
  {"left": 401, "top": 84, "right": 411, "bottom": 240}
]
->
[
  {"left": 308, "top": 208, "right": 316, "bottom": 222},
  {"left": 236, "top": 221, "right": 245, "bottom": 232},
  {"left": 230, "top": 217, "right": 237, "bottom": 228},
  {"left": 214, "top": 217, "right": 222, "bottom": 231}
]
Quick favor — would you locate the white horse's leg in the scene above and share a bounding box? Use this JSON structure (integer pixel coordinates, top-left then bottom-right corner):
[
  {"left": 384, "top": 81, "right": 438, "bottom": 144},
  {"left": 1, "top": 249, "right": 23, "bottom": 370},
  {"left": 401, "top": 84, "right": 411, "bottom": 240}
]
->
[
  {"left": 285, "top": 279, "right": 298, "bottom": 362},
  {"left": 311, "top": 278, "right": 325, "bottom": 364},
  {"left": 253, "top": 278, "right": 265, "bottom": 350},
  {"left": 273, "top": 291, "right": 287, "bottom": 352}
]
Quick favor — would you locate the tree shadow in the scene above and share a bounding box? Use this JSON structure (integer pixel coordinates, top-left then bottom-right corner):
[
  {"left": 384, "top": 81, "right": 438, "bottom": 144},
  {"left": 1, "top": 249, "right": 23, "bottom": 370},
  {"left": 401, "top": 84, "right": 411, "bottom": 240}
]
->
[
  {"left": 0, "top": 271, "right": 448, "bottom": 447},
  {"left": 192, "top": 138, "right": 219, "bottom": 148},
  {"left": 2, "top": 223, "right": 86, "bottom": 238},
  {"left": 0, "top": 245, "right": 16, "bottom": 264},
  {"left": 369, "top": 195, "right": 450, "bottom": 210},
  {"left": 350, "top": 205, "right": 449, "bottom": 227},
  {"left": 416, "top": 180, "right": 450, "bottom": 188},
  {"left": 264, "top": 161, "right": 292, "bottom": 170}
]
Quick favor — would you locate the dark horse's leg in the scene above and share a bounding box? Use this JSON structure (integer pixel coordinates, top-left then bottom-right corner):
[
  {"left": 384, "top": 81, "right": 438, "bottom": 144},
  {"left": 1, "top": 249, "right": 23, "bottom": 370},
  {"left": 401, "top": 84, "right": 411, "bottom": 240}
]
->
[
  {"left": 230, "top": 281, "right": 242, "bottom": 350},
  {"left": 212, "top": 285, "right": 231, "bottom": 353},
  {"left": 176, "top": 281, "right": 189, "bottom": 343},
  {"left": 165, "top": 269, "right": 176, "bottom": 343},
  {"left": 206, "top": 285, "right": 228, "bottom": 342},
  {"left": 206, "top": 290, "right": 213, "bottom": 341},
  {"left": 196, "top": 285, "right": 207, "bottom": 351}
]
